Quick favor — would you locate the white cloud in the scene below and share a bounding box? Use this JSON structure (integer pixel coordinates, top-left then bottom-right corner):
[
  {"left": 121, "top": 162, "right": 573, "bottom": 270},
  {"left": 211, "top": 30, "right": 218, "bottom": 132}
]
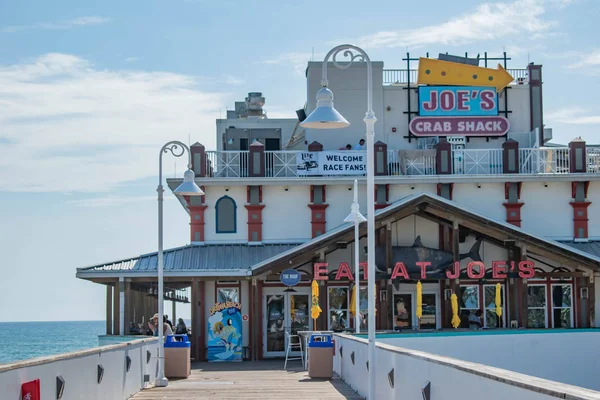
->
[
  {"left": 0, "top": 53, "right": 226, "bottom": 193},
  {"left": 1, "top": 16, "right": 110, "bottom": 33},
  {"left": 268, "top": 0, "right": 565, "bottom": 74},
  {"left": 566, "top": 50, "right": 600, "bottom": 69},
  {"left": 262, "top": 52, "right": 321, "bottom": 76},
  {"left": 124, "top": 57, "right": 139, "bottom": 63},
  {"left": 221, "top": 75, "right": 244, "bottom": 85},
  {"left": 351, "top": 0, "right": 553, "bottom": 49},
  {"left": 546, "top": 107, "right": 600, "bottom": 125}
]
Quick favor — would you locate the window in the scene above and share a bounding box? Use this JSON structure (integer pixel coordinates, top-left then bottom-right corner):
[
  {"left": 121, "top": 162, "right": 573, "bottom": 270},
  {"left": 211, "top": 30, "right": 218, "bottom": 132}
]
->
[
  {"left": 216, "top": 196, "right": 237, "bottom": 233},
  {"left": 527, "top": 284, "right": 547, "bottom": 328},
  {"left": 460, "top": 285, "right": 480, "bottom": 327},
  {"left": 217, "top": 288, "right": 239, "bottom": 303},
  {"left": 328, "top": 287, "right": 348, "bottom": 330},
  {"left": 483, "top": 285, "right": 505, "bottom": 328},
  {"left": 551, "top": 284, "right": 573, "bottom": 328}
]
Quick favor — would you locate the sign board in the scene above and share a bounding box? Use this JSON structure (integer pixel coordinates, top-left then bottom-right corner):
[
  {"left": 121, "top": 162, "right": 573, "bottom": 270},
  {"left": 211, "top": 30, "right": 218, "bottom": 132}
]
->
[
  {"left": 208, "top": 301, "right": 243, "bottom": 362},
  {"left": 280, "top": 269, "right": 301, "bottom": 287},
  {"left": 418, "top": 86, "right": 498, "bottom": 116},
  {"left": 296, "top": 151, "right": 366, "bottom": 176},
  {"left": 409, "top": 116, "right": 510, "bottom": 137}
]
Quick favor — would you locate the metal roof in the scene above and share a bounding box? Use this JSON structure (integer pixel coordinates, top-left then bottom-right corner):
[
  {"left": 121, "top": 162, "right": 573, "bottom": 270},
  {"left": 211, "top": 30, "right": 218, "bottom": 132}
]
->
[
  {"left": 77, "top": 243, "right": 303, "bottom": 278},
  {"left": 559, "top": 241, "right": 600, "bottom": 258}
]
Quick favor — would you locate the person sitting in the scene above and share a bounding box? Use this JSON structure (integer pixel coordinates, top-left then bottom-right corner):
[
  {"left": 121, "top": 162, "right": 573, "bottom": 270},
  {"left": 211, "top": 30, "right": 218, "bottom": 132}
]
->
[
  {"left": 148, "top": 313, "right": 174, "bottom": 337},
  {"left": 468, "top": 310, "right": 483, "bottom": 330},
  {"left": 175, "top": 318, "right": 187, "bottom": 334}
]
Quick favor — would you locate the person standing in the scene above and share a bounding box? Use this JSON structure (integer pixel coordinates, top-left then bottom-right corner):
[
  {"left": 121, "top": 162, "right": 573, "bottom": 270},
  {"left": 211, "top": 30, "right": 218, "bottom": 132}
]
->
[
  {"left": 353, "top": 139, "right": 365, "bottom": 150},
  {"left": 175, "top": 318, "right": 187, "bottom": 334},
  {"left": 148, "top": 313, "right": 174, "bottom": 337}
]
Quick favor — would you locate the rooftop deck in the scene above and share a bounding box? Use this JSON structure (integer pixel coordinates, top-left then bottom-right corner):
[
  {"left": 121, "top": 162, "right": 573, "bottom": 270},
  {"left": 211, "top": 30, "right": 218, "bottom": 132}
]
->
[
  {"left": 202, "top": 147, "right": 600, "bottom": 179},
  {"left": 132, "top": 360, "right": 363, "bottom": 400}
]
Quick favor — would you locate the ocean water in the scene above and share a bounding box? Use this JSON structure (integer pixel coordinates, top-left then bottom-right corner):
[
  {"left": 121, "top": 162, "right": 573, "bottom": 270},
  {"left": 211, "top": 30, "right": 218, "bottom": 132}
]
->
[{"left": 0, "top": 321, "right": 105, "bottom": 364}]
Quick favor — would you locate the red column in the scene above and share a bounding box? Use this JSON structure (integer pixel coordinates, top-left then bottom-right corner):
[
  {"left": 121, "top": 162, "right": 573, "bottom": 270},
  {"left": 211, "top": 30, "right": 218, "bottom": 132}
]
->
[
  {"left": 503, "top": 203, "right": 524, "bottom": 227},
  {"left": 571, "top": 202, "right": 591, "bottom": 239},
  {"left": 309, "top": 204, "right": 329, "bottom": 238},
  {"left": 245, "top": 205, "right": 265, "bottom": 242},
  {"left": 503, "top": 182, "right": 524, "bottom": 227},
  {"left": 190, "top": 204, "right": 208, "bottom": 242}
]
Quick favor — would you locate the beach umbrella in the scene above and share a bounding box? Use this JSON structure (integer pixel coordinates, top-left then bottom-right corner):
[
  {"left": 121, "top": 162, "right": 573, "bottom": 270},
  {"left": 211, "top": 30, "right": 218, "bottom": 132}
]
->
[
  {"left": 311, "top": 280, "right": 322, "bottom": 326},
  {"left": 451, "top": 293, "right": 461, "bottom": 328},
  {"left": 349, "top": 285, "right": 357, "bottom": 316},
  {"left": 416, "top": 281, "right": 423, "bottom": 320},
  {"left": 495, "top": 283, "right": 503, "bottom": 318}
]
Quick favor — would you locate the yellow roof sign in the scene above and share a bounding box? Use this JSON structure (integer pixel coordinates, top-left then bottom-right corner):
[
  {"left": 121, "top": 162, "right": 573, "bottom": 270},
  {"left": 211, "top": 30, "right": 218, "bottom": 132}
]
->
[{"left": 417, "top": 57, "right": 514, "bottom": 92}]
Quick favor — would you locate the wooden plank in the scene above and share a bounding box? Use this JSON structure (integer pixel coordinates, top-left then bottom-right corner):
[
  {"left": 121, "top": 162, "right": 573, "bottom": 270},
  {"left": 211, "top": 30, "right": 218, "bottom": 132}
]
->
[{"left": 132, "top": 360, "right": 363, "bottom": 399}]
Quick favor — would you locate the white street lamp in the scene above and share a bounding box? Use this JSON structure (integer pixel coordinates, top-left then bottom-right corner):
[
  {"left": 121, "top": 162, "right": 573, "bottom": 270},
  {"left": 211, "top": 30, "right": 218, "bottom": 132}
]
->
[
  {"left": 301, "top": 44, "right": 377, "bottom": 400},
  {"left": 156, "top": 141, "right": 204, "bottom": 387},
  {"left": 344, "top": 179, "right": 367, "bottom": 334}
]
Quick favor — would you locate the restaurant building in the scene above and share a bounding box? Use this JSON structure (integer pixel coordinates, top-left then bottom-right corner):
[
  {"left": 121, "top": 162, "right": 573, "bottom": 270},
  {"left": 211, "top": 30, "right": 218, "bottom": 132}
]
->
[{"left": 76, "top": 51, "right": 600, "bottom": 362}]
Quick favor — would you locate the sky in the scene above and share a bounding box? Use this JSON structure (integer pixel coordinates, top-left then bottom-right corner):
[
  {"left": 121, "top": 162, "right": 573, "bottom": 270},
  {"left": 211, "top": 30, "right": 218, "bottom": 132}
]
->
[{"left": 0, "top": 0, "right": 599, "bottom": 322}]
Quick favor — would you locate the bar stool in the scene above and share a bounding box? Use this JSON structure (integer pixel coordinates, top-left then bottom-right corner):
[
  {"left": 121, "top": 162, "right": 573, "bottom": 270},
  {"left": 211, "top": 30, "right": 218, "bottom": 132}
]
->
[{"left": 284, "top": 330, "right": 304, "bottom": 369}]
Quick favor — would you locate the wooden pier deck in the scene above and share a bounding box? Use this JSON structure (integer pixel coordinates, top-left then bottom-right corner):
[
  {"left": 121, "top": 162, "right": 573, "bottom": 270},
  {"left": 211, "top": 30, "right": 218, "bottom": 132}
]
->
[{"left": 131, "top": 360, "right": 363, "bottom": 400}]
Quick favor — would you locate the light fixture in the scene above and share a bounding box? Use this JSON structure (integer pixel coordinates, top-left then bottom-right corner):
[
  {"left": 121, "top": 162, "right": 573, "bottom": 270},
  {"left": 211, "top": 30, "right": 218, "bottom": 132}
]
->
[
  {"left": 300, "top": 87, "right": 350, "bottom": 129},
  {"left": 173, "top": 169, "right": 204, "bottom": 196}
]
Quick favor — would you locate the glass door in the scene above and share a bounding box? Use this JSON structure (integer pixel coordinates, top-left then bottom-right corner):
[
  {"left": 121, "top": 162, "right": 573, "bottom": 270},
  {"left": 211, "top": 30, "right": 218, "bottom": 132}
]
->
[
  {"left": 263, "top": 290, "right": 311, "bottom": 357},
  {"left": 393, "top": 288, "right": 440, "bottom": 330}
]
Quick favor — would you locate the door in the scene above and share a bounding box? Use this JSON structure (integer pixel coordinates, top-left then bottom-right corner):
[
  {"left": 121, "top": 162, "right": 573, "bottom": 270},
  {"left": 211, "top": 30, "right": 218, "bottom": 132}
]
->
[
  {"left": 393, "top": 288, "right": 440, "bottom": 330},
  {"left": 264, "top": 138, "right": 280, "bottom": 176},
  {"left": 263, "top": 289, "right": 311, "bottom": 357}
]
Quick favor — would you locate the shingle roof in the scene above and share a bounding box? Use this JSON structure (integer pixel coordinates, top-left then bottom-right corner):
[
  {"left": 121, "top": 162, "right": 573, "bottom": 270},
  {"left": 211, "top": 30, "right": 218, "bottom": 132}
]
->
[{"left": 76, "top": 243, "right": 303, "bottom": 277}]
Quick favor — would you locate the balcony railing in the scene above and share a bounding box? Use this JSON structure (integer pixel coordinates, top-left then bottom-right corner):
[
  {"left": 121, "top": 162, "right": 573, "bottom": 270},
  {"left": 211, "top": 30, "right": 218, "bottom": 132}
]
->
[
  {"left": 201, "top": 148, "right": 598, "bottom": 178},
  {"left": 382, "top": 69, "right": 529, "bottom": 85}
]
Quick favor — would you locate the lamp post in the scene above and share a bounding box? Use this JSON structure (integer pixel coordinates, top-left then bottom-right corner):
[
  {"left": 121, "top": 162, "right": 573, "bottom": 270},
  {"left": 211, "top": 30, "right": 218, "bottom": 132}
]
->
[
  {"left": 301, "top": 44, "right": 377, "bottom": 399},
  {"left": 156, "top": 141, "right": 204, "bottom": 387},
  {"left": 344, "top": 179, "right": 367, "bottom": 334}
]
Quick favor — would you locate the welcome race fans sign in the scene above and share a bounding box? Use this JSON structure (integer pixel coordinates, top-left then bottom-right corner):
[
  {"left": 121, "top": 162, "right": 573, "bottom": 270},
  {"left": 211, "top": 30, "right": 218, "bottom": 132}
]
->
[{"left": 296, "top": 151, "right": 366, "bottom": 176}]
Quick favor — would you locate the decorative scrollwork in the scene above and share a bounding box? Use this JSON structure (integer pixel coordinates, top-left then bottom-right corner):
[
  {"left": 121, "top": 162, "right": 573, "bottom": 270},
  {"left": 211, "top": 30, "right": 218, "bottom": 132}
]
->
[
  {"left": 162, "top": 142, "right": 185, "bottom": 158},
  {"left": 332, "top": 47, "right": 366, "bottom": 70}
]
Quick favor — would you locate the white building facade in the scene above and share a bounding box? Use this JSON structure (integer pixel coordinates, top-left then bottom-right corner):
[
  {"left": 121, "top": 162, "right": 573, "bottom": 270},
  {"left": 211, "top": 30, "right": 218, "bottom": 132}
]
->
[{"left": 77, "top": 52, "right": 600, "bottom": 363}]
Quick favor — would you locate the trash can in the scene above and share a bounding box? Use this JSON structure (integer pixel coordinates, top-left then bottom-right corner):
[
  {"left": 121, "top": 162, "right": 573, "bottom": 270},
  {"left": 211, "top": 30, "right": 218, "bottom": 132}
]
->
[
  {"left": 307, "top": 334, "right": 334, "bottom": 379},
  {"left": 164, "top": 334, "right": 191, "bottom": 379}
]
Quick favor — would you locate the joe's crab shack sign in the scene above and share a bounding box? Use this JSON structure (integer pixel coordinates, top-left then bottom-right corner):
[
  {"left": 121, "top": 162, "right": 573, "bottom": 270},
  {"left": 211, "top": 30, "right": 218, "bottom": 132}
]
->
[
  {"left": 313, "top": 260, "right": 536, "bottom": 280},
  {"left": 409, "top": 86, "right": 510, "bottom": 137}
]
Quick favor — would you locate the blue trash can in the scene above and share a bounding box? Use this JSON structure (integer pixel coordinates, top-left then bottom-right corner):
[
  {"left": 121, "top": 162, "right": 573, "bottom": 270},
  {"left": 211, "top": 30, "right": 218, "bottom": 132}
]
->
[
  {"left": 164, "top": 335, "right": 191, "bottom": 378},
  {"left": 308, "top": 334, "right": 334, "bottom": 378}
]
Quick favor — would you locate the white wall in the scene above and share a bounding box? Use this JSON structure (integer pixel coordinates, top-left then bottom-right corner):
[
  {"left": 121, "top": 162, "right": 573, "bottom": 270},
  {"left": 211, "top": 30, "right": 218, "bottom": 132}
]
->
[
  {"left": 262, "top": 185, "right": 311, "bottom": 242},
  {"left": 521, "top": 182, "right": 572, "bottom": 239},
  {"left": 197, "top": 179, "right": 586, "bottom": 247},
  {"left": 333, "top": 334, "right": 599, "bottom": 400},
  {"left": 379, "top": 331, "right": 600, "bottom": 391},
  {"left": 0, "top": 338, "right": 159, "bottom": 400}
]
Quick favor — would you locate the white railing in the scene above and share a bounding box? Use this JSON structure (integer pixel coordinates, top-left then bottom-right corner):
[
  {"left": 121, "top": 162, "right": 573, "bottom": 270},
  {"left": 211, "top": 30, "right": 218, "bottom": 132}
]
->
[
  {"left": 333, "top": 333, "right": 600, "bottom": 399},
  {"left": 202, "top": 148, "right": 600, "bottom": 178},
  {"left": 0, "top": 337, "right": 159, "bottom": 400}
]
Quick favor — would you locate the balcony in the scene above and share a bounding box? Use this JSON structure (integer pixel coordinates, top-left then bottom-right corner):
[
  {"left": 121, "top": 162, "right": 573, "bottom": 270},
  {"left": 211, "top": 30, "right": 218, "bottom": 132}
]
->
[
  {"left": 196, "top": 145, "right": 599, "bottom": 180},
  {"left": 382, "top": 69, "right": 529, "bottom": 85}
]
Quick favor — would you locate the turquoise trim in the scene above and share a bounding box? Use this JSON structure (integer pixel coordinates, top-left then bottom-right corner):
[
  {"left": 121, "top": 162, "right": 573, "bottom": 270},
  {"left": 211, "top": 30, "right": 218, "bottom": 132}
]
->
[
  {"left": 215, "top": 196, "right": 237, "bottom": 234},
  {"left": 354, "top": 328, "right": 600, "bottom": 339}
]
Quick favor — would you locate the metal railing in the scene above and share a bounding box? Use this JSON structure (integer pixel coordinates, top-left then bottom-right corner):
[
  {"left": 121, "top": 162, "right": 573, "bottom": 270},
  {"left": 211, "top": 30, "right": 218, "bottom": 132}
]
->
[
  {"left": 202, "top": 148, "right": 600, "bottom": 178},
  {"left": 382, "top": 69, "right": 528, "bottom": 85}
]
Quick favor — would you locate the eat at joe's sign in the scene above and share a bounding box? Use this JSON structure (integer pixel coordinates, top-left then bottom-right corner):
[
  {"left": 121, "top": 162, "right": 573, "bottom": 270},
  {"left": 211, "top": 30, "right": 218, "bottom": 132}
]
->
[
  {"left": 410, "top": 85, "right": 510, "bottom": 137},
  {"left": 313, "top": 260, "right": 535, "bottom": 280}
]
